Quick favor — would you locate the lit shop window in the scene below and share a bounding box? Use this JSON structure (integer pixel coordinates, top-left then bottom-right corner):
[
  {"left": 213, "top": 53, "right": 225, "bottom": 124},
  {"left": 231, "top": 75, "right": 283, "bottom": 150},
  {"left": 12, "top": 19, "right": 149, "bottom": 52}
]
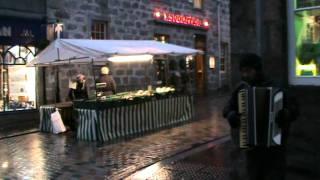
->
[
  {"left": 0, "top": 45, "right": 36, "bottom": 111},
  {"left": 154, "top": 34, "right": 170, "bottom": 85},
  {"left": 294, "top": 8, "right": 320, "bottom": 76},
  {"left": 154, "top": 34, "right": 169, "bottom": 43},
  {"left": 91, "top": 21, "right": 108, "bottom": 39},
  {"left": 194, "top": 0, "right": 203, "bottom": 9}
]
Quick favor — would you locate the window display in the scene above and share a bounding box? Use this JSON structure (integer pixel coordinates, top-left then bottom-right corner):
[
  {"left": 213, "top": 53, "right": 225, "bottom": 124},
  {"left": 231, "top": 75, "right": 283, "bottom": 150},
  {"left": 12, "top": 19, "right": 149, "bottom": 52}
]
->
[
  {"left": 295, "top": 8, "right": 320, "bottom": 76},
  {"left": 0, "top": 45, "right": 36, "bottom": 111},
  {"left": 296, "top": 0, "right": 320, "bottom": 9}
]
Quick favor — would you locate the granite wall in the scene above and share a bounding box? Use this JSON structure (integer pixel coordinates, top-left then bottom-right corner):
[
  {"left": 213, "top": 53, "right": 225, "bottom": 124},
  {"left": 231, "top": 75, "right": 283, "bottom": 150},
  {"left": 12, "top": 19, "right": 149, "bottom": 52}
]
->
[{"left": 44, "top": 0, "right": 230, "bottom": 103}]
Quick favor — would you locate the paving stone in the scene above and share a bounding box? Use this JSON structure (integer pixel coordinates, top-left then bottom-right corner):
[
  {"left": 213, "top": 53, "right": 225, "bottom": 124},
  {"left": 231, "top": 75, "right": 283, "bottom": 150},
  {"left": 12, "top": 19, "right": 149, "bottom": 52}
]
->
[{"left": 0, "top": 95, "right": 230, "bottom": 179}]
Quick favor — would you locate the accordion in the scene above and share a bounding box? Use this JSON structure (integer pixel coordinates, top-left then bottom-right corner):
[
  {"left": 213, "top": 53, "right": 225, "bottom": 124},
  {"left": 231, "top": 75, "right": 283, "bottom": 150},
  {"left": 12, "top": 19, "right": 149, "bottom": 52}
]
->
[{"left": 238, "top": 86, "right": 284, "bottom": 148}]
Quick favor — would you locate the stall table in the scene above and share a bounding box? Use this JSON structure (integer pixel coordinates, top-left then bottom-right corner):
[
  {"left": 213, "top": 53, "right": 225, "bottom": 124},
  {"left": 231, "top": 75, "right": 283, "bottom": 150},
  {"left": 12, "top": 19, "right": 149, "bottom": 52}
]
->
[{"left": 73, "top": 94, "right": 194, "bottom": 141}]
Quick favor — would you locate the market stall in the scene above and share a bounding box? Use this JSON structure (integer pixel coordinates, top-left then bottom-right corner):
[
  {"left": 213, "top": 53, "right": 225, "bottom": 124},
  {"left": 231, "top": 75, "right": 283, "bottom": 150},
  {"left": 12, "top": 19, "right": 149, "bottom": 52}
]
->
[
  {"left": 75, "top": 89, "right": 193, "bottom": 141},
  {"left": 31, "top": 39, "right": 201, "bottom": 141}
]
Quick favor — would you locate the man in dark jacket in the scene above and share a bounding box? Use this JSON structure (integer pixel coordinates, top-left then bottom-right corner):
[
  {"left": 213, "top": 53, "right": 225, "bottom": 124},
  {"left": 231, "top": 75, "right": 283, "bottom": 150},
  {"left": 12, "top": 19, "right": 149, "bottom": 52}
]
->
[
  {"left": 96, "top": 66, "right": 116, "bottom": 97},
  {"left": 223, "top": 53, "right": 299, "bottom": 180},
  {"left": 68, "top": 74, "right": 88, "bottom": 100}
]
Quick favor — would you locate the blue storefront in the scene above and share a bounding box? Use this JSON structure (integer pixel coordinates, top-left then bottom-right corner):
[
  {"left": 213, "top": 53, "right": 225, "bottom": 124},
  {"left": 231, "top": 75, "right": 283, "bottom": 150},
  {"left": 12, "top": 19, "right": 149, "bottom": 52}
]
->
[{"left": 0, "top": 16, "right": 46, "bottom": 128}]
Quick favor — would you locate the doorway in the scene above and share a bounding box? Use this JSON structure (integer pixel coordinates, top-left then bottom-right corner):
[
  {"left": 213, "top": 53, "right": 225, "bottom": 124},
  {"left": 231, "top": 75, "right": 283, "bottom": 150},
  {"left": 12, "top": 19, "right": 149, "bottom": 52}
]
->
[{"left": 194, "top": 34, "right": 206, "bottom": 95}]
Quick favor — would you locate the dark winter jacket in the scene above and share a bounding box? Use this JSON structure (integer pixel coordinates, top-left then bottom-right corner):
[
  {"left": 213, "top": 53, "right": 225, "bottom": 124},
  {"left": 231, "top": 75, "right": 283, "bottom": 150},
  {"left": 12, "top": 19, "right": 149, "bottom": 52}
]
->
[{"left": 68, "top": 81, "right": 88, "bottom": 100}]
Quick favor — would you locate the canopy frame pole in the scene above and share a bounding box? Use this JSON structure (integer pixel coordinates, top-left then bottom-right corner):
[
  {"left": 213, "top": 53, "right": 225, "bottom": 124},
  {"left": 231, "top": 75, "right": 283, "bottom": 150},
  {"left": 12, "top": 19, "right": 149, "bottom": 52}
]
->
[
  {"left": 91, "top": 58, "right": 97, "bottom": 100},
  {"left": 187, "top": 55, "right": 192, "bottom": 95},
  {"left": 55, "top": 48, "right": 61, "bottom": 103},
  {"left": 127, "top": 62, "right": 129, "bottom": 91}
]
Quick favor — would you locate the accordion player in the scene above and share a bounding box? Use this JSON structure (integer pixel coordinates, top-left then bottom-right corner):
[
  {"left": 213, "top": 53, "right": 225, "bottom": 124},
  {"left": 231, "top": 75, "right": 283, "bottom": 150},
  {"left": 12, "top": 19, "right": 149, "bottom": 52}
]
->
[{"left": 238, "top": 86, "right": 284, "bottom": 148}]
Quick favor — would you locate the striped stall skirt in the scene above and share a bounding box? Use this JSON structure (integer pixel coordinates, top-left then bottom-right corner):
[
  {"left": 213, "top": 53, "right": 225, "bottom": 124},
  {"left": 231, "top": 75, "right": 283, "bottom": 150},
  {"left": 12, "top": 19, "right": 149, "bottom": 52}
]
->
[
  {"left": 39, "top": 104, "right": 73, "bottom": 133},
  {"left": 39, "top": 106, "right": 55, "bottom": 132},
  {"left": 76, "top": 95, "right": 194, "bottom": 141}
]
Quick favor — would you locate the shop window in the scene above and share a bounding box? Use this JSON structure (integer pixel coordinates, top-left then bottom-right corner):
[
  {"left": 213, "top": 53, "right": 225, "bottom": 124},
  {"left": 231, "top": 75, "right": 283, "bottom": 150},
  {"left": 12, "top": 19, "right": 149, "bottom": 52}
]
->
[
  {"left": 91, "top": 21, "right": 108, "bottom": 39},
  {"left": 193, "top": 0, "right": 203, "bottom": 9},
  {"left": 0, "top": 45, "right": 36, "bottom": 112},
  {"left": 294, "top": 8, "right": 320, "bottom": 76},
  {"left": 296, "top": 0, "right": 320, "bottom": 9}
]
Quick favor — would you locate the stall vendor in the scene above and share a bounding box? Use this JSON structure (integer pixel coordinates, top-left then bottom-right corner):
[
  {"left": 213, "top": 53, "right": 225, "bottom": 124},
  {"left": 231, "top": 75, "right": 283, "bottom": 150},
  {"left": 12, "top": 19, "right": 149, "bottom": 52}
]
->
[
  {"left": 68, "top": 73, "right": 88, "bottom": 100},
  {"left": 96, "top": 66, "right": 116, "bottom": 97}
]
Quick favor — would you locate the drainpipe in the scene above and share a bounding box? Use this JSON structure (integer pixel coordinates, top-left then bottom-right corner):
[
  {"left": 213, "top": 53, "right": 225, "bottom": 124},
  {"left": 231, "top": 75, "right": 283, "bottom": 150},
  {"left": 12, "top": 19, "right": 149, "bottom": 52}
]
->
[
  {"left": 256, "top": 0, "right": 262, "bottom": 56},
  {"left": 217, "top": 0, "right": 222, "bottom": 89}
]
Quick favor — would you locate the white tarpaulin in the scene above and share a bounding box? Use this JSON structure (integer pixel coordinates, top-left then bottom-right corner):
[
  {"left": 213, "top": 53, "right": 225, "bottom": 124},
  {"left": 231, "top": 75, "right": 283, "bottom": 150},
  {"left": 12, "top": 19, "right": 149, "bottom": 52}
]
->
[{"left": 29, "top": 39, "right": 202, "bottom": 66}]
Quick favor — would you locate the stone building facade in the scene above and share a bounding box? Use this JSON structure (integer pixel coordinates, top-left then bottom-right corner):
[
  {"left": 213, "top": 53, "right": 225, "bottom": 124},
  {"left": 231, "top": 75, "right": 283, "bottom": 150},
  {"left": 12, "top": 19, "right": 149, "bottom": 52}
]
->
[
  {"left": 44, "top": 0, "right": 231, "bottom": 103},
  {"left": 230, "top": 0, "right": 287, "bottom": 86}
]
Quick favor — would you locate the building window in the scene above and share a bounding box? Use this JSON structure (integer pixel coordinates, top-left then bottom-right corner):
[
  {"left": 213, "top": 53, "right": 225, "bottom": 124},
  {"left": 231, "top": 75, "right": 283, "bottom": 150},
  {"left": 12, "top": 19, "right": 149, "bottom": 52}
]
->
[
  {"left": 193, "top": 0, "right": 203, "bottom": 9},
  {"left": 220, "top": 43, "right": 228, "bottom": 72},
  {"left": 154, "top": 34, "right": 170, "bottom": 43},
  {"left": 91, "top": 21, "right": 107, "bottom": 39},
  {"left": 0, "top": 45, "right": 36, "bottom": 112}
]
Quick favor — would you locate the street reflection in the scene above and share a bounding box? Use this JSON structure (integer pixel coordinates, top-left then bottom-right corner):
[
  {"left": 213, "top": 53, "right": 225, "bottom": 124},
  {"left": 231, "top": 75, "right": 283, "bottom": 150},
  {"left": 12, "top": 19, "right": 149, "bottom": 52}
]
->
[
  {"left": 1, "top": 161, "right": 8, "bottom": 169},
  {"left": 130, "top": 162, "right": 163, "bottom": 179}
]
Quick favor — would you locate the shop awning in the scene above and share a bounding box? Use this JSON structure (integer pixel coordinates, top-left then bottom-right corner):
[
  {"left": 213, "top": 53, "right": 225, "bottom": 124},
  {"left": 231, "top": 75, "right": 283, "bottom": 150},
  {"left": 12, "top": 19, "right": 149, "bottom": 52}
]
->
[{"left": 29, "top": 39, "right": 202, "bottom": 66}]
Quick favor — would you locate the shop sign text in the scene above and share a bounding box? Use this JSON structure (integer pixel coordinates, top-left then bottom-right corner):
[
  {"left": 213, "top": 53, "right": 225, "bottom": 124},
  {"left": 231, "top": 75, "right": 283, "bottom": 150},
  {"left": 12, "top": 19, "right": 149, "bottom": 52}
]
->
[{"left": 153, "top": 9, "right": 209, "bottom": 30}]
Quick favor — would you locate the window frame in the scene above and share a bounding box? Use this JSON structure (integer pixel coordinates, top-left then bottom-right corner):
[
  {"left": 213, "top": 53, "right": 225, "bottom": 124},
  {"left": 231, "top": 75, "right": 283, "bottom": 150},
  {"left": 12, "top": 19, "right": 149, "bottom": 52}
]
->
[
  {"left": 91, "top": 20, "right": 108, "bottom": 40},
  {"left": 288, "top": 0, "right": 320, "bottom": 85}
]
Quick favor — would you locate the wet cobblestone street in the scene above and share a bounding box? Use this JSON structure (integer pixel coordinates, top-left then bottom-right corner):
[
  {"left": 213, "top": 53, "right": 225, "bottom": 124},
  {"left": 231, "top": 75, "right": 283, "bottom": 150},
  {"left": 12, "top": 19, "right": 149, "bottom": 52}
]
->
[
  {"left": 0, "top": 95, "right": 230, "bottom": 179},
  {"left": 127, "top": 137, "right": 241, "bottom": 180}
]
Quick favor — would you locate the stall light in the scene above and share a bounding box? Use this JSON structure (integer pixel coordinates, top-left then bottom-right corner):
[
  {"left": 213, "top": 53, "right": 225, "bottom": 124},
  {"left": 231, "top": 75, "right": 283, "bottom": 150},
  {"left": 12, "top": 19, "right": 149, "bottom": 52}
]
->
[
  {"left": 108, "top": 55, "right": 153, "bottom": 63},
  {"left": 209, "top": 56, "right": 216, "bottom": 69}
]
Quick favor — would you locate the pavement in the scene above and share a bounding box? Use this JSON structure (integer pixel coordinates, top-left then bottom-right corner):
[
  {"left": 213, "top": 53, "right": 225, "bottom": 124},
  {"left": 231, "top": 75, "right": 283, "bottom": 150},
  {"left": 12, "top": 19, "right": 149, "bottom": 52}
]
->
[
  {"left": 0, "top": 93, "right": 232, "bottom": 179},
  {"left": 127, "top": 87, "right": 320, "bottom": 180},
  {"left": 126, "top": 136, "right": 243, "bottom": 180},
  {"left": 0, "top": 88, "right": 319, "bottom": 180}
]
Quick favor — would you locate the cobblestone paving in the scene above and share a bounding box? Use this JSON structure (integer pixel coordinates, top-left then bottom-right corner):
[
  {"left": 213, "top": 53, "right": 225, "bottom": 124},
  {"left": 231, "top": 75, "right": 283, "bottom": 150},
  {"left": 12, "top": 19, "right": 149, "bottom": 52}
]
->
[
  {"left": 126, "top": 88, "right": 320, "bottom": 180},
  {"left": 0, "top": 95, "right": 230, "bottom": 179},
  {"left": 127, "top": 138, "right": 246, "bottom": 180}
]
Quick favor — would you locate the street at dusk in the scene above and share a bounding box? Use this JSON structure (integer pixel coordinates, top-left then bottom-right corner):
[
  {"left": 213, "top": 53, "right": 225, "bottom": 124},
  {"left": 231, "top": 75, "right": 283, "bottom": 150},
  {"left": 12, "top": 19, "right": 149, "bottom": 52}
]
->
[{"left": 1, "top": 0, "right": 320, "bottom": 180}]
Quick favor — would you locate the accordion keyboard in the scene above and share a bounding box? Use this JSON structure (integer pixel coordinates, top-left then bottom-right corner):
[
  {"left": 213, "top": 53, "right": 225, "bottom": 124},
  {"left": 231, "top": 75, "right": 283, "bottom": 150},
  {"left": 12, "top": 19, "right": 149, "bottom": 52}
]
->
[{"left": 238, "top": 89, "right": 248, "bottom": 148}]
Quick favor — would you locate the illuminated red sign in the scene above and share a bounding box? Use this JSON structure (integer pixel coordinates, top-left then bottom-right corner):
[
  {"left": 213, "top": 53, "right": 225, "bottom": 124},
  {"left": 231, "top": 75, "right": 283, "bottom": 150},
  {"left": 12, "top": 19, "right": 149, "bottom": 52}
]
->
[{"left": 153, "top": 10, "right": 209, "bottom": 30}]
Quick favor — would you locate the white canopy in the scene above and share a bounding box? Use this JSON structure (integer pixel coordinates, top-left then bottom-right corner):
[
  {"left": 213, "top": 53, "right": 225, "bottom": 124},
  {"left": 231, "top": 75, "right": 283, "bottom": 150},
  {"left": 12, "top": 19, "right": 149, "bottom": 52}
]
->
[{"left": 29, "top": 39, "right": 202, "bottom": 66}]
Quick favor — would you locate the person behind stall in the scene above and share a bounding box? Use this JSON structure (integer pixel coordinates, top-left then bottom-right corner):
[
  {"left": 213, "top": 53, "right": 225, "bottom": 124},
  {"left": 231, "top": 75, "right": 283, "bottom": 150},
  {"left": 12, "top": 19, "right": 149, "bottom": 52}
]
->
[
  {"left": 96, "top": 66, "right": 116, "bottom": 96},
  {"left": 68, "top": 73, "right": 88, "bottom": 100},
  {"left": 223, "top": 53, "right": 299, "bottom": 180}
]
